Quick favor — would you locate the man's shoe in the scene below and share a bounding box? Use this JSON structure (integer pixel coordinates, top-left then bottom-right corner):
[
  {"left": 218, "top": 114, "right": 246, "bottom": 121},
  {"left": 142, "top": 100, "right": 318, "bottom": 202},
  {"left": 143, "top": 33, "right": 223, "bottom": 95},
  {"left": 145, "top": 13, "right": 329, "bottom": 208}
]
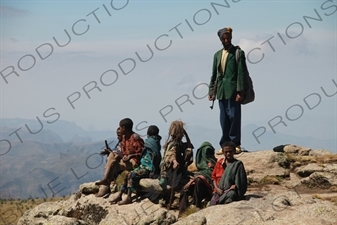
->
[
  {"left": 216, "top": 149, "right": 223, "bottom": 155},
  {"left": 235, "top": 146, "right": 242, "bottom": 154}
]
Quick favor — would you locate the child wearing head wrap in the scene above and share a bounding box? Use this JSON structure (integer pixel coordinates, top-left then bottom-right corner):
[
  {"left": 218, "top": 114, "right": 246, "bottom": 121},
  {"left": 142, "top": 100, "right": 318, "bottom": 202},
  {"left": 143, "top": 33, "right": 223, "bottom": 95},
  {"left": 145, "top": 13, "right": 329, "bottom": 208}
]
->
[{"left": 178, "top": 142, "right": 217, "bottom": 215}]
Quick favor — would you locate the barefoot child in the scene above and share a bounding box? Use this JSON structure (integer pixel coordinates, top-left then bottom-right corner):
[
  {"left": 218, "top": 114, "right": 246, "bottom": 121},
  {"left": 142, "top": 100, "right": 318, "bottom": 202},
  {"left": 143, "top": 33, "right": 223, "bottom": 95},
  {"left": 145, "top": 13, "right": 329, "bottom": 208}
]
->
[
  {"left": 159, "top": 120, "right": 194, "bottom": 189},
  {"left": 111, "top": 125, "right": 162, "bottom": 205},
  {"left": 95, "top": 118, "right": 144, "bottom": 197}
]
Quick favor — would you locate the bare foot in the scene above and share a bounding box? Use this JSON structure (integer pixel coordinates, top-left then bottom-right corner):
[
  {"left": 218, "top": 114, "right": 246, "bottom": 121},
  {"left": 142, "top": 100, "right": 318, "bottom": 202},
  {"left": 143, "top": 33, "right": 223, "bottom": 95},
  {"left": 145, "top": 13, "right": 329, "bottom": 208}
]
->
[
  {"left": 110, "top": 196, "right": 122, "bottom": 204},
  {"left": 95, "top": 179, "right": 108, "bottom": 186},
  {"left": 117, "top": 197, "right": 132, "bottom": 205},
  {"left": 95, "top": 185, "right": 110, "bottom": 198}
]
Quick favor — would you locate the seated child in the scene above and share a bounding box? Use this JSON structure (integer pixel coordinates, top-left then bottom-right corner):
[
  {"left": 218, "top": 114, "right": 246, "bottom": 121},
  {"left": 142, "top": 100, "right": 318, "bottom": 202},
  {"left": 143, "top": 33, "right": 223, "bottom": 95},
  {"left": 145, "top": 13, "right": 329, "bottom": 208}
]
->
[
  {"left": 159, "top": 120, "right": 194, "bottom": 189},
  {"left": 110, "top": 125, "right": 162, "bottom": 205},
  {"left": 179, "top": 142, "right": 216, "bottom": 215},
  {"left": 95, "top": 118, "right": 144, "bottom": 197}
]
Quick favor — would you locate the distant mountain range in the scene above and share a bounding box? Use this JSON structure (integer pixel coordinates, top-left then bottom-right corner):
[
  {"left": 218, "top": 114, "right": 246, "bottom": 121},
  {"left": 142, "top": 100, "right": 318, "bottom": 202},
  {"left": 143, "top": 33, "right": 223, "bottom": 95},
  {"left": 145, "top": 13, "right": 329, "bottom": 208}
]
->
[
  {"left": 0, "top": 118, "right": 335, "bottom": 199},
  {"left": 0, "top": 118, "right": 114, "bottom": 143},
  {"left": 0, "top": 118, "right": 118, "bottom": 199},
  {"left": 188, "top": 123, "right": 336, "bottom": 153}
]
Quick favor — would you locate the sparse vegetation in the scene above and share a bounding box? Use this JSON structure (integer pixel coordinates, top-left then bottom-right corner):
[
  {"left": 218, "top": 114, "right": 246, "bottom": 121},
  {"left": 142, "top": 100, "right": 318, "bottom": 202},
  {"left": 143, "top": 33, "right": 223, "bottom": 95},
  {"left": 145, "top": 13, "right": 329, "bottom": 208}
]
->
[
  {"left": 260, "top": 175, "right": 284, "bottom": 185},
  {"left": 271, "top": 152, "right": 337, "bottom": 173},
  {"left": 179, "top": 205, "right": 198, "bottom": 218},
  {"left": 312, "top": 193, "right": 337, "bottom": 206},
  {"left": 270, "top": 153, "right": 292, "bottom": 169},
  {"left": 285, "top": 153, "right": 337, "bottom": 165},
  {"left": 302, "top": 174, "right": 332, "bottom": 189},
  {"left": 115, "top": 171, "right": 129, "bottom": 191}
]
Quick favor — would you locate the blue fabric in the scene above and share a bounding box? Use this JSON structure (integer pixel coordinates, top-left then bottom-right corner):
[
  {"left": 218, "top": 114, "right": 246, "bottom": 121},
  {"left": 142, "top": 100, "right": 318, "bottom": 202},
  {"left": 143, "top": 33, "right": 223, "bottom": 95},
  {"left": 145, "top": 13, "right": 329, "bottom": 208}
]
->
[
  {"left": 218, "top": 98, "right": 241, "bottom": 147},
  {"left": 139, "top": 135, "right": 161, "bottom": 175}
]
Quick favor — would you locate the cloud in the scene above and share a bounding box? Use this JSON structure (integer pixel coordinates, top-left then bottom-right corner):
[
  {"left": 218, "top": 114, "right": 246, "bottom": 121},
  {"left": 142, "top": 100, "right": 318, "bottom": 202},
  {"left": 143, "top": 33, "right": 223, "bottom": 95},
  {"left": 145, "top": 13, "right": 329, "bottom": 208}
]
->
[
  {"left": 0, "top": 6, "right": 30, "bottom": 17},
  {"left": 177, "top": 76, "right": 195, "bottom": 88},
  {"left": 9, "top": 37, "right": 19, "bottom": 43}
]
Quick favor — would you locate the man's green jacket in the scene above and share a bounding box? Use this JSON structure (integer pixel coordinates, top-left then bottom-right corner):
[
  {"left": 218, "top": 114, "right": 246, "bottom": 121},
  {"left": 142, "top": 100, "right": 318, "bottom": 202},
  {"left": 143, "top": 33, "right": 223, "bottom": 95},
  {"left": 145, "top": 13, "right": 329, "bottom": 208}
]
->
[{"left": 209, "top": 45, "right": 246, "bottom": 100}]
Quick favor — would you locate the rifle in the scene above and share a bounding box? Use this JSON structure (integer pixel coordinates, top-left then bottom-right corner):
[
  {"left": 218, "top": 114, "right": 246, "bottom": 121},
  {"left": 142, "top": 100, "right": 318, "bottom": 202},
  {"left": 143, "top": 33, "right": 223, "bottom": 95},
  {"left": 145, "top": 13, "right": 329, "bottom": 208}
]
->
[
  {"left": 210, "top": 76, "right": 218, "bottom": 110},
  {"left": 100, "top": 140, "right": 112, "bottom": 156},
  {"left": 105, "top": 140, "right": 109, "bottom": 150}
]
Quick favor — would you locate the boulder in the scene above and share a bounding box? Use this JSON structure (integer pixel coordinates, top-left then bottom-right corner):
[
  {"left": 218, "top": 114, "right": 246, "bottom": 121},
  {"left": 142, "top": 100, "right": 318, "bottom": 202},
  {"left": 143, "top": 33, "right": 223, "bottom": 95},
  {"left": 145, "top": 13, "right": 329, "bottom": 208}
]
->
[
  {"left": 18, "top": 201, "right": 70, "bottom": 225},
  {"left": 295, "top": 163, "right": 325, "bottom": 177},
  {"left": 79, "top": 182, "right": 99, "bottom": 195},
  {"left": 283, "top": 144, "right": 311, "bottom": 155}
]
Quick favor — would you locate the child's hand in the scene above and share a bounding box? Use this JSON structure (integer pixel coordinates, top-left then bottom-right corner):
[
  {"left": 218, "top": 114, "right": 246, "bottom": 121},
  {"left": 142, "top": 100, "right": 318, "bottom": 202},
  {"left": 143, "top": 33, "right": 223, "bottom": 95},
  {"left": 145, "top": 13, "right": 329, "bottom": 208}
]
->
[
  {"left": 173, "top": 160, "right": 179, "bottom": 169},
  {"left": 100, "top": 148, "right": 111, "bottom": 156},
  {"left": 183, "top": 179, "right": 193, "bottom": 190},
  {"left": 229, "top": 185, "right": 236, "bottom": 190},
  {"left": 215, "top": 187, "right": 223, "bottom": 195}
]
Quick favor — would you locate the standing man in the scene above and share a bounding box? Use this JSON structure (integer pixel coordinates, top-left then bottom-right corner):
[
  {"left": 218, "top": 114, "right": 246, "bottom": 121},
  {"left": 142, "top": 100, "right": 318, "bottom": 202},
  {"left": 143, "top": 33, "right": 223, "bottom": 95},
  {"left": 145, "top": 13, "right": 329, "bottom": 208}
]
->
[{"left": 208, "top": 27, "right": 246, "bottom": 154}]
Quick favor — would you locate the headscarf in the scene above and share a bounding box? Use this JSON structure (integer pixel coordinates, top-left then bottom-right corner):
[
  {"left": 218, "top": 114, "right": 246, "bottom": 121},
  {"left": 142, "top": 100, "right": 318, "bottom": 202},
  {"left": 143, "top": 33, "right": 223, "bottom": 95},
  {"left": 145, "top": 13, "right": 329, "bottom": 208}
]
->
[
  {"left": 217, "top": 27, "right": 233, "bottom": 39},
  {"left": 144, "top": 135, "right": 162, "bottom": 175},
  {"left": 194, "top": 142, "right": 217, "bottom": 183}
]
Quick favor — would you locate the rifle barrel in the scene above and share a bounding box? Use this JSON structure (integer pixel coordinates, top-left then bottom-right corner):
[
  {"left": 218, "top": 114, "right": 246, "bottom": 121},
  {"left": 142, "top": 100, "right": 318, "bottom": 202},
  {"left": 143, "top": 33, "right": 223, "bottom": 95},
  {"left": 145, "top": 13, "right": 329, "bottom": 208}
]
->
[{"left": 210, "top": 100, "right": 215, "bottom": 109}]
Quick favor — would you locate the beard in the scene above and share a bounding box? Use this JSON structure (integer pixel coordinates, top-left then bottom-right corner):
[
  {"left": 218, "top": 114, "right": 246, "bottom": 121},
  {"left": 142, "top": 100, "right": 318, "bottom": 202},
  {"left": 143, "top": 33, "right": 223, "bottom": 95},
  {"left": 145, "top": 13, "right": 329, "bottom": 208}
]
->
[{"left": 222, "top": 42, "right": 232, "bottom": 49}]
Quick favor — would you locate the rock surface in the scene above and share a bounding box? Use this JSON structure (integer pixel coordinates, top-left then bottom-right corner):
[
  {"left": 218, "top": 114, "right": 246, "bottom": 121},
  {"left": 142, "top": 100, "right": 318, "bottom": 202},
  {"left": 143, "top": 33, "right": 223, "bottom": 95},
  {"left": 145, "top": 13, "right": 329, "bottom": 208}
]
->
[
  {"left": 18, "top": 148, "right": 337, "bottom": 225},
  {"left": 175, "top": 185, "right": 337, "bottom": 225}
]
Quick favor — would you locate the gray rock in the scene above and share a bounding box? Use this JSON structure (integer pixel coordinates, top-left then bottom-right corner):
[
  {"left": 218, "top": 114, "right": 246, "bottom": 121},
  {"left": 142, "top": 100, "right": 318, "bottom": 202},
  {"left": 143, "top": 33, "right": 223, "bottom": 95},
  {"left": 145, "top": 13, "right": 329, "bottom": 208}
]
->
[
  {"left": 45, "top": 215, "right": 89, "bottom": 225},
  {"left": 309, "top": 149, "right": 333, "bottom": 156},
  {"left": 175, "top": 185, "right": 337, "bottom": 225},
  {"left": 139, "top": 178, "right": 163, "bottom": 193},
  {"left": 79, "top": 182, "right": 99, "bottom": 195},
  {"left": 283, "top": 144, "right": 302, "bottom": 154},
  {"left": 283, "top": 144, "right": 311, "bottom": 155},
  {"left": 302, "top": 172, "right": 337, "bottom": 187},
  {"left": 284, "top": 172, "right": 302, "bottom": 188},
  {"left": 295, "top": 164, "right": 325, "bottom": 177},
  {"left": 298, "top": 148, "right": 311, "bottom": 156}
]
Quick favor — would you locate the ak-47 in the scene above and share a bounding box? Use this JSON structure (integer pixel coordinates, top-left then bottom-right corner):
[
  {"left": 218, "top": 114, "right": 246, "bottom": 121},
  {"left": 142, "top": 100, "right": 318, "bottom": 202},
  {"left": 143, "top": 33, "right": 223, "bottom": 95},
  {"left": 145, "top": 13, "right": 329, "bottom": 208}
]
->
[
  {"left": 210, "top": 76, "right": 218, "bottom": 110},
  {"left": 100, "top": 140, "right": 112, "bottom": 156},
  {"left": 105, "top": 140, "right": 109, "bottom": 150}
]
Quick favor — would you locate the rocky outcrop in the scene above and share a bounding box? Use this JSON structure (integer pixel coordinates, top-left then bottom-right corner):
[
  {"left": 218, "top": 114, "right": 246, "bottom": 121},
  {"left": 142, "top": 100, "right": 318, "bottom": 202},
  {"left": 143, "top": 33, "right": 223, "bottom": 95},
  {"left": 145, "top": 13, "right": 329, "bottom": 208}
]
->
[
  {"left": 175, "top": 185, "right": 337, "bottom": 225},
  {"left": 18, "top": 148, "right": 337, "bottom": 225},
  {"left": 18, "top": 191, "right": 177, "bottom": 225}
]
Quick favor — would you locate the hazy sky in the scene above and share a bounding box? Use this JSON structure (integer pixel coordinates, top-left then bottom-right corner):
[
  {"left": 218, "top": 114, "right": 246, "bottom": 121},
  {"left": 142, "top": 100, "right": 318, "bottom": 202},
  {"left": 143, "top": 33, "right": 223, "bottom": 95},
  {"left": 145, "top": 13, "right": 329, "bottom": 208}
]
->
[{"left": 1, "top": 0, "right": 336, "bottom": 151}]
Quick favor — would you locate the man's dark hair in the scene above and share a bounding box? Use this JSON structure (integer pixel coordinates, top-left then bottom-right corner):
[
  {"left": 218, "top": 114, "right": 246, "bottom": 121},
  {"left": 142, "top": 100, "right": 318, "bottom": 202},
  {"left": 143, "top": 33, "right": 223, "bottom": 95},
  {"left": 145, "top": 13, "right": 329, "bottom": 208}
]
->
[
  {"left": 147, "top": 125, "right": 159, "bottom": 136},
  {"left": 119, "top": 118, "right": 133, "bottom": 130},
  {"left": 221, "top": 141, "right": 236, "bottom": 150}
]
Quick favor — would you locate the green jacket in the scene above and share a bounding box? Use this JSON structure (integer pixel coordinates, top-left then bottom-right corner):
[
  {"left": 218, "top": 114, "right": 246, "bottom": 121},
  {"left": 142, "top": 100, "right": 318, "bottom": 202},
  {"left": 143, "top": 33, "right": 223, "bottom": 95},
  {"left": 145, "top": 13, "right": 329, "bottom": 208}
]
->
[{"left": 209, "top": 45, "right": 246, "bottom": 100}]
